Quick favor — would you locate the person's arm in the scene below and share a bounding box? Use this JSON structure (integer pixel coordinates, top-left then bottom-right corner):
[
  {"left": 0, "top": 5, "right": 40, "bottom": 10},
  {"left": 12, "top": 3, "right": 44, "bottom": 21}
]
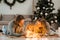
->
[
  {"left": 7, "top": 20, "right": 14, "bottom": 35},
  {"left": 12, "top": 25, "right": 24, "bottom": 37},
  {"left": 8, "top": 26, "right": 23, "bottom": 36},
  {"left": 8, "top": 20, "right": 24, "bottom": 36},
  {"left": 12, "top": 27, "right": 24, "bottom": 37}
]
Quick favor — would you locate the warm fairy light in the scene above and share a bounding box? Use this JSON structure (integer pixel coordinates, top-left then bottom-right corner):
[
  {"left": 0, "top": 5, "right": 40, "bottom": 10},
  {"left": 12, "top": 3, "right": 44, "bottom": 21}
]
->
[
  {"left": 37, "top": 7, "right": 40, "bottom": 10},
  {"left": 40, "top": 12, "right": 43, "bottom": 15},
  {"left": 45, "top": 13, "right": 48, "bottom": 16},
  {"left": 43, "top": 7, "right": 45, "bottom": 9},
  {"left": 26, "top": 38, "right": 49, "bottom": 40},
  {"left": 26, "top": 20, "right": 47, "bottom": 38}
]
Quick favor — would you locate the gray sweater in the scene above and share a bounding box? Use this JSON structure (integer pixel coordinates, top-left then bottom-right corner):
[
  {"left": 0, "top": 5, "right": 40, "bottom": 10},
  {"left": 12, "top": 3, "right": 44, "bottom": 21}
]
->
[{"left": 7, "top": 20, "right": 24, "bottom": 36}]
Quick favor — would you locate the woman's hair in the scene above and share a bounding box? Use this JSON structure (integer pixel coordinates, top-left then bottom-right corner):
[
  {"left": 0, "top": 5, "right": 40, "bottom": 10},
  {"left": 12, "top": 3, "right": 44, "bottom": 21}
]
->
[
  {"left": 16, "top": 15, "right": 24, "bottom": 23},
  {"left": 13, "top": 15, "right": 24, "bottom": 33}
]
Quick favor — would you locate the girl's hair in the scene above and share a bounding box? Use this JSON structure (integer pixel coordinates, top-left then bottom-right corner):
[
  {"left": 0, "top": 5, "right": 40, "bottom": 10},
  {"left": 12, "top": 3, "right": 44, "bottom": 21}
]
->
[
  {"left": 16, "top": 15, "right": 24, "bottom": 23},
  {"left": 13, "top": 15, "right": 24, "bottom": 33}
]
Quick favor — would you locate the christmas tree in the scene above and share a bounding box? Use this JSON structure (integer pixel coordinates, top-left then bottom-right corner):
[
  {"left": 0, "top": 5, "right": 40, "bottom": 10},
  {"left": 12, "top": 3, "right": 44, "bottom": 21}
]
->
[
  {"left": 57, "top": 9, "right": 60, "bottom": 24},
  {"left": 33, "top": 0, "right": 58, "bottom": 25},
  {"left": 0, "top": 0, "right": 1, "bottom": 3}
]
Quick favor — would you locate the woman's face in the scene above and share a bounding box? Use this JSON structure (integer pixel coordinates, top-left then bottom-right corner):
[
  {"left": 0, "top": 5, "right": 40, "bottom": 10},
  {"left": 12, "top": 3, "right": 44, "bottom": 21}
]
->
[{"left": 19, "top": 19, "right": 25, "bottom": 26}]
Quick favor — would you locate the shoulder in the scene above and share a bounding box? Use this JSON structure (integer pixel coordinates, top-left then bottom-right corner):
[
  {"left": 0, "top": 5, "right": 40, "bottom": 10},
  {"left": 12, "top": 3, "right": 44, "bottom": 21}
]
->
[{"left": 8, "top": 20, "right": 15, "bottom": 28}]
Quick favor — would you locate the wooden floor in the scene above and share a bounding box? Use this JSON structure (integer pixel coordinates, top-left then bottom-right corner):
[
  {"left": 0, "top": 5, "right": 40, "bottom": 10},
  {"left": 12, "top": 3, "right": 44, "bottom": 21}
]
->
[{"left": 0, "top": 33, "right": 60, "bottom": 40}]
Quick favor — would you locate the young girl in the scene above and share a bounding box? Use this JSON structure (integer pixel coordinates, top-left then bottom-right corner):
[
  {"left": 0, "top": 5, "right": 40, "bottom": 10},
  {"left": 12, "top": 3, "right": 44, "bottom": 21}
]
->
[{"left": 2, "top": 15, "right": 25, "bottom": 37}]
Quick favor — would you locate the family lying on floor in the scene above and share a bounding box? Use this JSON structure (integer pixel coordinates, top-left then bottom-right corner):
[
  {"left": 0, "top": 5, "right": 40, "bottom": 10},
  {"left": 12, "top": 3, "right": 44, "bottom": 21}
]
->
[{"left": 1, "top": 15, "right": 58, "bottom": 38}]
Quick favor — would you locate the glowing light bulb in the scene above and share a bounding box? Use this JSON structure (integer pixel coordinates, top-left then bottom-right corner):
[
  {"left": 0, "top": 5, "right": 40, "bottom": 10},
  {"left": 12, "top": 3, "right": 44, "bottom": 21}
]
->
[
  {"left": 51, "top": 20, "right": 54, "bottom": 23},
  {"left": 48, "top": 0, "right": 50, "bottom": 2},
  {"left": 45, "top": 13, "right": 48, "bottom": 16},
  {"left": 20, "top": 0, "right": 23, "bottom": 1},
  {"left": 48, "top": 3, "right": 50, "bottom": 5},
  {"left": 54, "top": 16, "right": 57, "bottom": 18},
  {"left": 46, "top": 8, "right": 49, "bottom": 10},
  {"left": 55, "top": 20, "right": 57, "bottom": 23},
  {"left": 40, "top": 12, "right": 43, "bottom": 15},
  {"left": 43, "top": 7, "right": 45, "bottom": 9},
  {"left": 37, "top": 7, "right": 40, "bottom": 10},
  {"left": 35, "top": 17, "right": 37, "bottom": 20},
  {"left": 50, "top": 4, "right": 53, "bottom": 6}
]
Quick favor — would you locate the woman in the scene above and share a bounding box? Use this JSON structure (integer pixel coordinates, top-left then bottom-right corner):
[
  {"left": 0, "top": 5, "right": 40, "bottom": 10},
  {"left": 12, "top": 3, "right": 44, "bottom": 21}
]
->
[{"left": 3, "top": 15, "right": 25, "bottom": 37}]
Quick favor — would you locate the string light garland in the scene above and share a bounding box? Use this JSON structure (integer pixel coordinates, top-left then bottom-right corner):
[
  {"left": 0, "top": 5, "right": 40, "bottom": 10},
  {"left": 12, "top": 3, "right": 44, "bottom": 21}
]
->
[
  {"left": 4, "top": 0, "right": 16, "bottom": 9},
  {"left": 4, "top": 0, "right": 26, "bottom": 9},
  {"left": 17, "top": 0, "right": 26, "bottom": 3}
]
